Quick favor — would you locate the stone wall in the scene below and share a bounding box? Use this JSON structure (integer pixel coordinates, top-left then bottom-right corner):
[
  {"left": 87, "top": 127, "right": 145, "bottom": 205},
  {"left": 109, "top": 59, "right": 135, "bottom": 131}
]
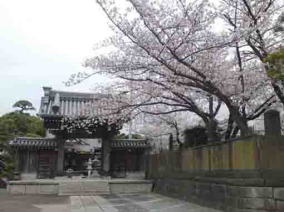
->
[
  {"left": 7, "top": 181, "right": 59, "bottom": 195},
  {"left": 147, "top": 136, "right": 284, "bottom": 211},
  {"left": 7, "top": 180, "right": 153, "bottom": 195},
  {"left": 153, "top": 179, "right": 284, "bottom": 211},
  {"left": 109, "top": 180, "right": 153, "bottom": 193}
]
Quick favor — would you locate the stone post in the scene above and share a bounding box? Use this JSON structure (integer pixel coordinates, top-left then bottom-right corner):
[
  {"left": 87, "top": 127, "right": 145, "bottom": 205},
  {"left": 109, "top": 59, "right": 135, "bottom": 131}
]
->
[
  {"left": 102, "top": 137, "right": 111, "bottom": 175},
  {"left": 144, "top": 147, "right": 151, "bottom": 179},
  {"left": 169, "top": 134, "right": 173, "bottom": 151},
  {"left": 87, "top": 158, "right": 93, "bottom": 178},
  {"left": 264, "top": 110, "right": 281, "bottom": 136},
  {"left": 57, "top": 140, "right": 65, "bottom": 176}
]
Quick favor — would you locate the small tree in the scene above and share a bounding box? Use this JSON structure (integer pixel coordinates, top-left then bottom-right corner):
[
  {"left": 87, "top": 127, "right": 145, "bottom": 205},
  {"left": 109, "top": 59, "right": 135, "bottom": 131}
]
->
[
  {"left": 0, "top": 112, "right": 45, "bottom": 179},
  {"left": 13, "top": 100, "right": 35, "bottom": 113},
  {"left": 264, "top": 48, "right": 284, "bottom": 80}
]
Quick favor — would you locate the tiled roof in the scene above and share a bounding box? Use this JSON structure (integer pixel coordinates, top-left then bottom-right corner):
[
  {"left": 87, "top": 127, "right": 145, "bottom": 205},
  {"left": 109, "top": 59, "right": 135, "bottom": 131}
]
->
[
  {"left": 38, "top": 87, "right": 108, "bottom": 117},
  {"left": 111, "top": 139, "right": 151, "bottom": 149},
  {"left": 9, "top": 137, "right": 57, "bottom": 149}
]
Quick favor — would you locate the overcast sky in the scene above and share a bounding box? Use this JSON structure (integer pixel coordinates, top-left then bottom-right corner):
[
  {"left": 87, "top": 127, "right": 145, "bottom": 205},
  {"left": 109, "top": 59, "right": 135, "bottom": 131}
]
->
[{"left": 0, "top": 0, "right": 113, "bottom": 115}]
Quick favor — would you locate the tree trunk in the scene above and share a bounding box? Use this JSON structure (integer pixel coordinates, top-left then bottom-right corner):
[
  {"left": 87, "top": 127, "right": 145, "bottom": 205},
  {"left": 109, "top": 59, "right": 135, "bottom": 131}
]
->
[
  {"left": 225, "top": 115, "right": 234, "bottom": 140},
  {"left": 173, "top": 124, "right": 182, "bottom": 146},
  {"left": 231, "top": 126, "right": 239, "bottom": 138},
  {"left": 206, "top": 95, "right": 220, "bottom": 142},
  {"left": 206, "top": 118, "right": 219, "bottom": 143},
  {"left": 229, "top": 107, "right": 249, "bottom": 137}
]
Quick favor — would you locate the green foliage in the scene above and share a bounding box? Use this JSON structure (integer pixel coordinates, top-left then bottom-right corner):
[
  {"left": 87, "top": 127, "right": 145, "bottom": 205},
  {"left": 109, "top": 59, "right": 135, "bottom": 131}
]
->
[
  {"left": 183, "top": 126, "right": 208, "bottom": 148},
  {"left": 0, "top": 112, "right": 45, "bottom": 178},
  {"left": 264, "top": 48, "right": 284, "bottom": 80},
  {"left": 0, "top": 154, "right": 15, "bottom": 179},
  {"left": 0, "top": 112, "right": 45, "bottom": 140},
  {"left": 13, "top": 100, "right": 35, "bottom": 113}
]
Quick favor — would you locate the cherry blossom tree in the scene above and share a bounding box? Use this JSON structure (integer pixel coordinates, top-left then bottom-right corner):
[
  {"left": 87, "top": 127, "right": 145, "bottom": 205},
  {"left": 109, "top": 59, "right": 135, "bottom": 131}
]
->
[
  {"left": 136, "top": 112, "right": 195, "bottom": 148},
  {"left": 67, "top": 0, "right": 278, "bottom": 138},
  {"left": 83, "top": 0, "right": 249, "bottom": 136},
  {"left": 220, "top": 0, "right": 284, "bottom": 104},
  {"left": 77, "top": 80, "right": 223, "bottom": 142}
]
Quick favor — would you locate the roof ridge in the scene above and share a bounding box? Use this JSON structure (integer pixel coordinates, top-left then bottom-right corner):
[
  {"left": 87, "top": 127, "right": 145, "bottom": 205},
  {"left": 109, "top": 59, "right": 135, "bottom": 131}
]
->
[
  {"left": 52, "top": 89, "right": 101, "bottom": 96},
  {"left": 39, "top": 87, "right": 109, "bottom": 117},
  {"left": 113, "top": 139, "right": 147, "bottom": 141},
  {"left": 16, "top": 137, "right": 54, "bottom": 140}
]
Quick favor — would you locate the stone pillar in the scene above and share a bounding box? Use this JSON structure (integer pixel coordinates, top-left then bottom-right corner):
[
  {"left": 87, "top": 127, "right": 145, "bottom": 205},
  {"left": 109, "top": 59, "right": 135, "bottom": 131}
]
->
[
  {"left": 144, "top": 148, "right": 151, "bottom": 179},
  {"left": 57, "top": 140, "right": 65, "bottom": 176},
  {"left": 15, "top": 149, "right": 20, "bottom": 172},
  {"left": 169, "top": 134, "right": 173, "bottom": 151},
  {"left": 264, "top": 110, "right": 281, "bottom": 136},
  {"left": 102, "top": 137, "right": 111, "bottom": 175}
]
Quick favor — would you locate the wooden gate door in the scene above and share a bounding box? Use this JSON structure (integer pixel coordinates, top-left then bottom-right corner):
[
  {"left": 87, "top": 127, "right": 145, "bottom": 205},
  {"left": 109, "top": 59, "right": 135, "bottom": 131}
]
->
[{"left": 37, "top": 150, "right": 56, "bottom": 179}]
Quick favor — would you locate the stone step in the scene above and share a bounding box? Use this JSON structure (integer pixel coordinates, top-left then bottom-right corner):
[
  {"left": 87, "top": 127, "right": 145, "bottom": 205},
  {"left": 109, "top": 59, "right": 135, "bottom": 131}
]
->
[
  {"left": 70, "top": 195, "right": 119, "bottom": 212},
  {"left": 70, "top": 196, "right": 104, "bottom": 212},
  {"left": 60, "top": 191, "right": 109, "bottom": 196},
  {"left": 58, "top": 181, "right": 110, "bottom": 196},
  {"left": 59, "top": 191, "right": 110, "bottom": 196}
]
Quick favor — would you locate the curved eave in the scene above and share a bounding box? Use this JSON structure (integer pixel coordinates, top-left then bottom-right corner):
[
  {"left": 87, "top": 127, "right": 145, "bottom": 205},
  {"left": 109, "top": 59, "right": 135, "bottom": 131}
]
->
[
  {"left": 38, "top": 113, "right": 63, "bottom": 118},
  {"left": 110, "top": 139, "right": 151, "bottom": 150},
  {"left": 9, "top": 137, "right": 58, "bottom": 150},
  {"left": 111, "top": 146, "right": 151, "bottom": 150},
  {"left": 38, "top": 114, "right": 100, "bottom": 119}
]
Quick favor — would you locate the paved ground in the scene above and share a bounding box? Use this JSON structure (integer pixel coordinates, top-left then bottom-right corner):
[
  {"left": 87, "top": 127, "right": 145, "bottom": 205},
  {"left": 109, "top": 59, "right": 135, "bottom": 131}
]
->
[
  {"left": 0, "top": 189, "right": 69, "bottom": 212},
  {"left": 70, "top": 193, "right": 222, "bottom": 212},
  {"left": 0, "top": 189, "right": 221, "bottom": 212}
]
